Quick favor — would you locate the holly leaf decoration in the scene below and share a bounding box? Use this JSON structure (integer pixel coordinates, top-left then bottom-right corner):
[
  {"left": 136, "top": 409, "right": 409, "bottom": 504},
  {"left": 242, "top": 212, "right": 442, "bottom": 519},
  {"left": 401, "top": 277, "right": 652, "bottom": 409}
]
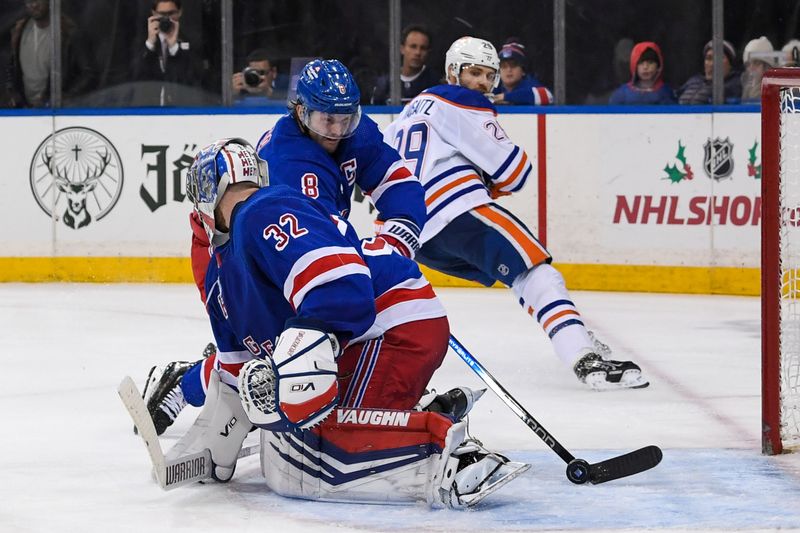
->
[
  {"left": 748, "top": 141, "right": 758, "bottom": 165},
  {"left": 663, "top": 164, "right": 685, "bottom": 183},
  {"left": 676, "top": 141, "right": 688, "bottom": 165},
  {"left": 748, "top": 141, "right": 761, "bottom": 179}
]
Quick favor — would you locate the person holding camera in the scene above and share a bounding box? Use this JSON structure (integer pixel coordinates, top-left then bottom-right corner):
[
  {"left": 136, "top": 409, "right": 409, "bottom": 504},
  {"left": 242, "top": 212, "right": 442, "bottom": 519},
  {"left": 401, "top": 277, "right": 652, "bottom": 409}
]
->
[
  {"left": 232, "top": 49, "right": 288, "bottom": 106},
  {"left": 134, "top": 0, "right": 202, "bottom": 106}
]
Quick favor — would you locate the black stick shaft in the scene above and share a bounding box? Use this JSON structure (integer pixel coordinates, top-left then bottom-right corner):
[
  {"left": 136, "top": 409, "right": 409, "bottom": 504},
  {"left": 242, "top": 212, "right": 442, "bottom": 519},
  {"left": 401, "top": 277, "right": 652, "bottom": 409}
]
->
[{"left": 448, "top": 335, "right": 576, "bottom": 464}]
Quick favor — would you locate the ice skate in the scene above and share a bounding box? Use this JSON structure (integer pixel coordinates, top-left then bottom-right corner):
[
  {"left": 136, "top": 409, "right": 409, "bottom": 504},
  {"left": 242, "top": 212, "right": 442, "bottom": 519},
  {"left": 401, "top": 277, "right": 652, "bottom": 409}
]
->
[
  {"left": 417, "top": 386, "right": 486, "bottom": 421},
  {"left": 573, "top": 350, "right": 649, "bottom": 391},
  {"left": 138, "top": 360, "right": 194, "bottom": 435},
  {"left": 437, "top": 438, "right": 530, "bottom": 508},
  {"left": 135, "top": 343, "right": 217, "bottom": 435}
]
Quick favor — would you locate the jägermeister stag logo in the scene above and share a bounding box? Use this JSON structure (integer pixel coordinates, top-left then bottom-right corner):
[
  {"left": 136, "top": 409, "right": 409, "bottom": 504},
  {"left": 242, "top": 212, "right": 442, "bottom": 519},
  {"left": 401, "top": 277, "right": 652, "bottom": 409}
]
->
[{"left": 29, "top": 127, "right": 123, "bottom": 229}]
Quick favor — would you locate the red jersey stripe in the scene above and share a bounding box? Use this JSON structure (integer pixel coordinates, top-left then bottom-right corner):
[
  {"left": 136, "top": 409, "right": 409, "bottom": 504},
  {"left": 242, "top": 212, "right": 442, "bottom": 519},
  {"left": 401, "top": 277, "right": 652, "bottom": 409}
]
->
[
  {"left": 376, "top": 284, "right": 437, "bottom": 313},
  {"left": 288, "top": 252, "right": 367, "bottom": 307}
]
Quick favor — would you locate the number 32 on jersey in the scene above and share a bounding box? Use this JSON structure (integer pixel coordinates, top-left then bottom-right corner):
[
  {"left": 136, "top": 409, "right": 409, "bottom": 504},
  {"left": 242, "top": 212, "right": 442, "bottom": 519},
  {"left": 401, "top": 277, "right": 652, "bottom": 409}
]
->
[{"left": 263, "top": 213, "right": 308, "bottom": 251}]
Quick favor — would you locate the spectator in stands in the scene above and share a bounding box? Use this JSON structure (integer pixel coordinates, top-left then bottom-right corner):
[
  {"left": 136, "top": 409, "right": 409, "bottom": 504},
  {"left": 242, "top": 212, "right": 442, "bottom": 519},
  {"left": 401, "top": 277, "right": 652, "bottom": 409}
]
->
[
  {"left": 133, "top": 0, "right": 203, "bottom": 106},
  {"left": 4, "top": 0, "right": 94, "bottom": 108},
  {"left": 782, "top": 40, "right": 800, "bottom": 67},
  {"left": 741, "top": 37, "right": 776, "bottom": 103},
  {"left": 232, "top": 49, "right": 289, "bottom": 106},
  {"left": 584, "top": 37, "right": 633, "bottom": 105},
  {"left": 677, "top": 39, "right": 741, "bottom": 105},
  {"left": 491, "top": 38, "right": 553, "bottom": 105},
  {"left": 608, "top": 41, "right": 676, "bottom": 105},
  {"left": 370, "top": 24, "right": 439, "bottom": 105}
]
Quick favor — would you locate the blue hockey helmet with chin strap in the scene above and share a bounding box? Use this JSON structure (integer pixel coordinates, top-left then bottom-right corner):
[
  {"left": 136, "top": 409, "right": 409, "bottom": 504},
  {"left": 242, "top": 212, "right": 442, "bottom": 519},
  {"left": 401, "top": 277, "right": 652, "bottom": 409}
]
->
[{"left": 296, "top": 59, "right": 361, "bottom": 139}]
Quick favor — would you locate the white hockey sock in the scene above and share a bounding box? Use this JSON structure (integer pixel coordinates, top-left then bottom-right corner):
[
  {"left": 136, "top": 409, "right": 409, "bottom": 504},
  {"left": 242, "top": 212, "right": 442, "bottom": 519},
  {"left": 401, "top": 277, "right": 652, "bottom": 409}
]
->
[{"left": 511, "top": 263, "right": 593, "bottom": 367}]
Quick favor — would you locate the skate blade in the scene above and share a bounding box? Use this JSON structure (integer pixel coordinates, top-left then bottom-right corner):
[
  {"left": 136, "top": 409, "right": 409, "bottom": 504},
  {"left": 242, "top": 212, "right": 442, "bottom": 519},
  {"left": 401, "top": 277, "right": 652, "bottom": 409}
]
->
[
  {"left": 459, "top": 461, "right": 531, "bottom": 507},
  {"left": 584, "top": 369, "right": 649, "bottom": 391}
]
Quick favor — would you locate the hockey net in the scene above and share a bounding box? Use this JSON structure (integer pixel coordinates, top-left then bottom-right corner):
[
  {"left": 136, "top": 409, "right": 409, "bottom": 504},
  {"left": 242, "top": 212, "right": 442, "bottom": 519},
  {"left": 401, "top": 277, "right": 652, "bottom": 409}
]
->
[{"left": 762, "top": 68, "right": 800, "bottom": 454}]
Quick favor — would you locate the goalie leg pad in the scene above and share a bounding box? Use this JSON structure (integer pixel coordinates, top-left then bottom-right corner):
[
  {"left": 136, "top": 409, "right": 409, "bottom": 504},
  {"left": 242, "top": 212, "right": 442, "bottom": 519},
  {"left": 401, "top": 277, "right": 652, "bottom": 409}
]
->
[
  {"left": 259, "top": 408, "right": 528, "bottom": 508},
  {"left": 260, "top": 409, "right": 454, "bottom": 504},
  {"left": 167, "top": 370, "right": 251, "bottom": 482}
]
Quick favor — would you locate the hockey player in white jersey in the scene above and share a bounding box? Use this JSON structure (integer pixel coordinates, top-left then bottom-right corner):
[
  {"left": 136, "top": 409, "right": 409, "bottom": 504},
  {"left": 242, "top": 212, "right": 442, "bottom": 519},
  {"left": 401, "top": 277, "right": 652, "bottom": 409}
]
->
[{"left": 383, "top": 37, "right": 649, "bottom": 390}]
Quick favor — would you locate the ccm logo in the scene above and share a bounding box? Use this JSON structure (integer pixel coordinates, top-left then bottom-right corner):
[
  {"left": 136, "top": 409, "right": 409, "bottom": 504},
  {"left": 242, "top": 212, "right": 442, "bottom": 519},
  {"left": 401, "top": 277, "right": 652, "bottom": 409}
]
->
[{"left": 290, "top": 382, "right": 316, "bottom": 392}]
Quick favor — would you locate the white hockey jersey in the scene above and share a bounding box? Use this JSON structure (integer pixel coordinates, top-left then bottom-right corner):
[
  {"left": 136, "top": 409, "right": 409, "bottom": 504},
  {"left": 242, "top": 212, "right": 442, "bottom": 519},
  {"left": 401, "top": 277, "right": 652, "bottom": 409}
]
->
[{"left": 384, "top": 84, "right": 533, "bottom": 243}]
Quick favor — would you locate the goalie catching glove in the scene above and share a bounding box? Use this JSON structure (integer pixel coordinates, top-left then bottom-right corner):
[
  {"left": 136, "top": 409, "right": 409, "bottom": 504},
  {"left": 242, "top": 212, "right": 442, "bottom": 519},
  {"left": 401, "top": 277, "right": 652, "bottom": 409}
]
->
[{"left": 238, "top": 322, "right": 341, "bottom": 430}]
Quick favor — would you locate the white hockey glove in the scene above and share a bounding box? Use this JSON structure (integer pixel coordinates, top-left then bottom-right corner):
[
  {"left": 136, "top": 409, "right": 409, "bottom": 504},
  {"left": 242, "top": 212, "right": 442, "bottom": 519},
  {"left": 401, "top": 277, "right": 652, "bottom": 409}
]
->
[
  {"left": 376, "top": 218, "right": 421, "bottom": 259},
  {"left": 239, "top": 323, "right": 340, "bottom": 430}
]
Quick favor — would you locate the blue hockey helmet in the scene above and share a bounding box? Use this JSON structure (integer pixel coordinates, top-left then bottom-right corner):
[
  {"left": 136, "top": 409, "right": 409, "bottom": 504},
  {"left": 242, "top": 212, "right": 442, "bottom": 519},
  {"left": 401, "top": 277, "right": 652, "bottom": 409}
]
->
[
  {"left": 186, "top": 138, "right": 268, "bottom": 245},
  {"left": 296, "top": 59, "right": 361, "bottom": 139}
]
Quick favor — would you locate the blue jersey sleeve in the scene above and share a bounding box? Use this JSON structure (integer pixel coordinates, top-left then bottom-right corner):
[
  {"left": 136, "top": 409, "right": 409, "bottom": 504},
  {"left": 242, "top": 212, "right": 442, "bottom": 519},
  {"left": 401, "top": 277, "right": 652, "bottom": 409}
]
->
[
  {"left": 237, "top": 189, "right": 376, "bottom": 341},
  {"left": 203, "top": 260, "right": 248, "bottom": 355},
  {"left": 341, "top": 115, "right": 427, "bottom": 232}
]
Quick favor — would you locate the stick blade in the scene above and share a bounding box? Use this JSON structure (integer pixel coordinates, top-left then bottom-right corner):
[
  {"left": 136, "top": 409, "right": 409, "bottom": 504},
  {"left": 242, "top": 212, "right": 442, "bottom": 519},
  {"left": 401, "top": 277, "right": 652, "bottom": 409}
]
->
[
  {"left": 588, "top": 445, "right": 663, "bottom": 484},
  {"left": 118, "top": 376, "right": 168, "bottom": 488}
]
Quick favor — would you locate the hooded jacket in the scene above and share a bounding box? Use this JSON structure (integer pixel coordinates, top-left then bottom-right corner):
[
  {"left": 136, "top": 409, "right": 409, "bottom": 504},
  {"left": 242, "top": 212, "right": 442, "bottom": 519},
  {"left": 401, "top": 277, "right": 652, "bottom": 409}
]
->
[{"left": 609, "top": 42, "right": 676, "bottom": 105}]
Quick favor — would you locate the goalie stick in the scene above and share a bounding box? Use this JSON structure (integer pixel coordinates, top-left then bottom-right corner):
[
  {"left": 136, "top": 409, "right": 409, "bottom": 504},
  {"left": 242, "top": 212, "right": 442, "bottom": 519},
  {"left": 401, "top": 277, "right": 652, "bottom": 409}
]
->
[
  {"left": 448, "top": 335, "right": 662, "bottom": 484},
  {"left": 118, "top": 376, "right": 259, "bottom": 490}
]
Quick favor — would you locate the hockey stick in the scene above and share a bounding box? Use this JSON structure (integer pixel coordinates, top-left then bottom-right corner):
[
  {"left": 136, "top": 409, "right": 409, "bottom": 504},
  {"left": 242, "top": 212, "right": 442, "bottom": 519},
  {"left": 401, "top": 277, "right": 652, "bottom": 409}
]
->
[
  {"left": 448, "top": 335, "right": 662, "bottom": 484},
  {"left": 118, "top": 376, "right": 259, "bottom": 490}
]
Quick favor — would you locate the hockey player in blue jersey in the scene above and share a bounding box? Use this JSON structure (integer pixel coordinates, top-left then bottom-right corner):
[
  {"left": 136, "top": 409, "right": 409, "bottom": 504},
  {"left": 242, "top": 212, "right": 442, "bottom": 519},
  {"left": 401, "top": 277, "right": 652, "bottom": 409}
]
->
[
  {"left": 256, "top": 59, "right": 425, "bottom": 260},
  {"left": 384, "top": 37, "right": 650, "bottom": 391},
  {"left": 158, "top": 137, "right": 528, "bottom": 507},
  {"left": 138, "top": 62, "right": 483, "bottom": 438},
  {"left": 137, "top": 60, "right": 463, "bottom": 437}
]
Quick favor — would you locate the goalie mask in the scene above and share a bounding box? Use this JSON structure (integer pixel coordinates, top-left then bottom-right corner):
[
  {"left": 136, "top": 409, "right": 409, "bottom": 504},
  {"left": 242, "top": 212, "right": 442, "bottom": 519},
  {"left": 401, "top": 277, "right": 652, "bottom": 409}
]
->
[
  {"left": 296, "top": 59, "right": 362, "bottom": 140},
  {"left": 445, "top": 36, "right": 501, "bottom": 90},
  {"left": 186, "top": 138, "right": 268, "bottom": 246}
]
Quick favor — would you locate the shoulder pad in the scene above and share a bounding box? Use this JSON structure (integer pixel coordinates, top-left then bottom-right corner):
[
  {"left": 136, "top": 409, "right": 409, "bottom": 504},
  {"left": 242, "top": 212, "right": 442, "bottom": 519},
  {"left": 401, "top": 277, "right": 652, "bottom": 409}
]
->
[{"left": 423, "top": 85, "right": 497, "bottom": 114}]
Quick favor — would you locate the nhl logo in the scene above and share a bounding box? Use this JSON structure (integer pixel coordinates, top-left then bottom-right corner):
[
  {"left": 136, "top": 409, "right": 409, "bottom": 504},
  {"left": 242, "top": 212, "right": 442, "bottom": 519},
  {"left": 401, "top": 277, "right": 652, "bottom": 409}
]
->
[
  {"left": 703, "top": 137, "right": 734, "bottom": 180},
  {"left": 29, "top": 127, "right": 123, "bottom": 229},
  {"left": 337, "top": 83, "right": 346, "bottom": 95}
]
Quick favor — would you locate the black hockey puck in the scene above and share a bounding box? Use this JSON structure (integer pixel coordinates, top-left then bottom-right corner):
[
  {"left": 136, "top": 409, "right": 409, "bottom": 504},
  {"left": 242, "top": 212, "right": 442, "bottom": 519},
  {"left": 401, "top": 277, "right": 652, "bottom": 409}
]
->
[{"left": 566, "top": 458, "right": 591, "bottom": 484}]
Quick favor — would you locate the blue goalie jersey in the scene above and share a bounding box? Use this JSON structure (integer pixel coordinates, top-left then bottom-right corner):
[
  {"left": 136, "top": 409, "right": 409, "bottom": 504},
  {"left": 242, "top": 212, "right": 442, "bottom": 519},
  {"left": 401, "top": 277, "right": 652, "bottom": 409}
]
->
[
  {"left": 204, "top": 185, "right": 376, "bottom": 362},
  {"left": 256, "top": 113, "right": 426, "bottom": 228}
]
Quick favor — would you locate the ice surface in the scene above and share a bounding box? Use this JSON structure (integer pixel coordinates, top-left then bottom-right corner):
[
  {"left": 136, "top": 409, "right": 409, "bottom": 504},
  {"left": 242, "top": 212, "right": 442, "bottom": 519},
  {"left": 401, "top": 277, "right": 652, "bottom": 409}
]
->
[{"left": 1, "top": 283, "right": 798, "bottom": 533}]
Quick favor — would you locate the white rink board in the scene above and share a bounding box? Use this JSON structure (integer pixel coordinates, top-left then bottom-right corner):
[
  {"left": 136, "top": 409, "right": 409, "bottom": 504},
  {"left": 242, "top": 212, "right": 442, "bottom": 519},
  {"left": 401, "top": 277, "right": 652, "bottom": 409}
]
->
[
  {"left": 546, "top": 112, "right": 761, "bottom": 267},
  {"left": 0, "top": 110, "right": 759, "bottom": 268}
]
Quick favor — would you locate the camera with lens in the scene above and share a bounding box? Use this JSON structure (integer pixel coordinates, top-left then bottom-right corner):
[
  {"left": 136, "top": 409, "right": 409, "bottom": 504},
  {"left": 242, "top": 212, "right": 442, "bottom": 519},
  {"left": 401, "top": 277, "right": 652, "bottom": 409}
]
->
[
  {"left": 243, "top": 67, "right": 264, "bottom": 88},
  {"left": 158, "top": 16, "right": 174, "bottom": 33}
]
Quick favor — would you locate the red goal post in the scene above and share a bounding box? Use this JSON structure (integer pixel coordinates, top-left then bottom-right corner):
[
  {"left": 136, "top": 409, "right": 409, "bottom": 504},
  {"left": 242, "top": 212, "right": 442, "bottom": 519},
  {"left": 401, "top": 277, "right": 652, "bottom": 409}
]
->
[{"left": 762, "top": 67, "right": 800, "bottom": 454}]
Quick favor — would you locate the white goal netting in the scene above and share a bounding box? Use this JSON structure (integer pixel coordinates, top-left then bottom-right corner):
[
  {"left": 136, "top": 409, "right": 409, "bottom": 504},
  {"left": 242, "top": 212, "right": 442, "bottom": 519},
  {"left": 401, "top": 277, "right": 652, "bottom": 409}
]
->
[{"left": 778, "top": 86, "right": 800, "bottom": 451}]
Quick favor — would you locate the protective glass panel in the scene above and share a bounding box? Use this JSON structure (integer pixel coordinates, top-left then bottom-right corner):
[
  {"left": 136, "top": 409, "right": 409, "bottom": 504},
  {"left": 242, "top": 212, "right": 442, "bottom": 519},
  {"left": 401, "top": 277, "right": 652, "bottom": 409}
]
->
[
  {"left": 565, "top": 0, "right": 710, "bottom": 105},
  {"left": 233, "top": 0, "right": 389, "bottom": 107},
  {"left": 398, "top": 0, "right": 553, "bottom": 106},
  {"left": 59, "top": 0, "right": 222, "bottom": 108},
  {"left": 1, "top": 0, "right": 51, "bottom": 108},
  {"left": 728, "top": 3, "right": 800, "bottom": 104}
]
